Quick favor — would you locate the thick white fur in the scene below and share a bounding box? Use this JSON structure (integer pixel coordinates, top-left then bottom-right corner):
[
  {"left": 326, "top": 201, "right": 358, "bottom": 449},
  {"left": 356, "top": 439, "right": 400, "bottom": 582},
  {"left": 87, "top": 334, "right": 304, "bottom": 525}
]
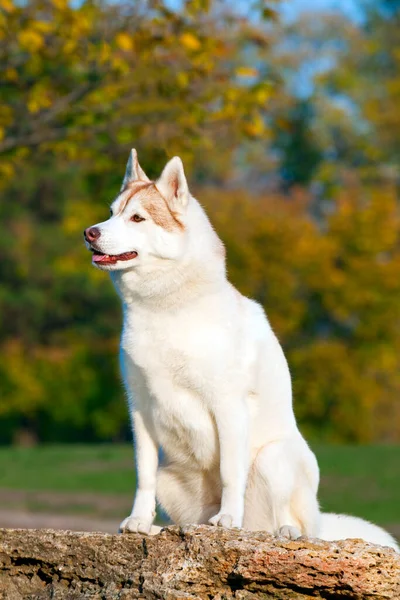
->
[
  {"left": 320, "top": 514, "right": 398, "bottom": 550},
  {"left": 87, "top": 151, "right": 398, "bottom": 552}
]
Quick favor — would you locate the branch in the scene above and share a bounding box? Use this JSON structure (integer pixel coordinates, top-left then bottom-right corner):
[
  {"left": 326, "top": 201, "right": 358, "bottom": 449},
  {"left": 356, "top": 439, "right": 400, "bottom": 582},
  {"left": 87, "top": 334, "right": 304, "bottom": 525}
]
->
[
  {"left": 0, "top": 525, "right": 399, "bottom": 599},
  {"left": 0, "top": 82, "right": 97, "bottom": 154},
  {"left": 39, "top": 83, "right": 94, "bottom": 125},
  {"left": 0, "top": 128, "right": 66, "bottom": 153}
]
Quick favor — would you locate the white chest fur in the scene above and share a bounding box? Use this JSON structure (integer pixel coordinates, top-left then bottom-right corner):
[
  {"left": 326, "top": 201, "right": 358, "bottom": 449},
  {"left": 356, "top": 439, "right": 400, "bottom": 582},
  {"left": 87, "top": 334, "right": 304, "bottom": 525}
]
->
[{"left": 120, "top": 303, "right": 227, "bottom": 469}]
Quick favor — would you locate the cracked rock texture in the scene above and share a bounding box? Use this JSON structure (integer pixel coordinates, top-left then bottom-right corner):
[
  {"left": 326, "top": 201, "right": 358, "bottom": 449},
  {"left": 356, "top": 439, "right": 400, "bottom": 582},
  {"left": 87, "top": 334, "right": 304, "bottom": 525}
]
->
[{"left": 0, "top": 525, "right": 399, "bottom": 599}]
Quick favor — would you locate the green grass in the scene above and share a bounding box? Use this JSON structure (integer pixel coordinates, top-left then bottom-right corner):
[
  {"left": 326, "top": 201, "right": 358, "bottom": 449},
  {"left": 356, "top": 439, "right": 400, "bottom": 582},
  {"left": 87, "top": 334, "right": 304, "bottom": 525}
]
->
[
  {"left": 312, "top": 444, "right": 400, "bottom": 525},
  {"left": 0, "top": 444, "right": 136, "bottom": 494},
  {"left": 0, "top": 444, "right": 398, "bottom": 526}
]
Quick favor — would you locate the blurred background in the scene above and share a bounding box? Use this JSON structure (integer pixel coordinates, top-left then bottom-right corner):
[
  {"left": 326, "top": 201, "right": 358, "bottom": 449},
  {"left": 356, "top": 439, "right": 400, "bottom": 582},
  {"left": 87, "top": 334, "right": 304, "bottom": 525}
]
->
[{"left": 0, "top": 0, "right": 399, "bottom": 537}]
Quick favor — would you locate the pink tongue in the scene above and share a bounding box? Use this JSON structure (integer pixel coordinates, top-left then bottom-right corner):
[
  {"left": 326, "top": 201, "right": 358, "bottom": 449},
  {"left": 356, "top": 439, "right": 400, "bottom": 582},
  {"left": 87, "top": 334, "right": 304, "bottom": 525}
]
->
[
  {"left": 92, "top": 253, "right": 112, "bottom": 263},
  {"left": 92, "top": 251, "right": 138, "bottom": 264}
]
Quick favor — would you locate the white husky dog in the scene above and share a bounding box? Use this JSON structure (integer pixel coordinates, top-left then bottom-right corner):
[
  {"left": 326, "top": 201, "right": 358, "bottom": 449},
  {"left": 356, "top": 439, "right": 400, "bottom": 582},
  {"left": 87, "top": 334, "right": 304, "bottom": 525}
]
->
[{"left": 84, "top": 149, "right": 398, "bottom": 551}]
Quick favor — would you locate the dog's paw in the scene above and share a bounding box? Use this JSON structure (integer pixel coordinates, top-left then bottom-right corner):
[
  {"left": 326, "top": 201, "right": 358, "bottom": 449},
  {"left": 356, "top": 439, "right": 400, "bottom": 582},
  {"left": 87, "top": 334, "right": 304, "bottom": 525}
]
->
[
  {"left": 119, "top": 515, "right": 154, "bottom": 535},
  {"left": 276, "top": 525, "right": 302, "bottom": 540},
  {"left": 208, "top": 513, "right": 240, "bottom": 528}
]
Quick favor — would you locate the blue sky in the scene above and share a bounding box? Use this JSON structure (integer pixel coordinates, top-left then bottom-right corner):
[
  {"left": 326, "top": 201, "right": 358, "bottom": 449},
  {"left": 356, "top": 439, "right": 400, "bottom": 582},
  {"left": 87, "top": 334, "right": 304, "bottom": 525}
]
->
[
  {"left": 280, "top": 0, "right": 364, "bottom": 23},
  {"left": 164, "top": 0, "right": 364, "bottom": 22}
]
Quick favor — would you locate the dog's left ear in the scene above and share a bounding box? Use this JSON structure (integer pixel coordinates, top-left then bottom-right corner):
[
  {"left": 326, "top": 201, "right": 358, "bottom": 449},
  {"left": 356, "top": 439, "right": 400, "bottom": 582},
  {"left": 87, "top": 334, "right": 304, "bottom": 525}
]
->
[
  {"left": 156, "top": 157, "right": 189, "bottom": 213},
  {"left": 121, "top": 148, "right": 150, "bottom": 190}
]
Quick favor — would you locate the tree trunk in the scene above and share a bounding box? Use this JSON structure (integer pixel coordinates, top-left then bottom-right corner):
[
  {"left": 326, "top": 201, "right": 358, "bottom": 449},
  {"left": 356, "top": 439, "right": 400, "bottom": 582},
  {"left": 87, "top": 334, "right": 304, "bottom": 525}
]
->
[{"left": 0, "top": 525, "right": 399, "bottom": 599}]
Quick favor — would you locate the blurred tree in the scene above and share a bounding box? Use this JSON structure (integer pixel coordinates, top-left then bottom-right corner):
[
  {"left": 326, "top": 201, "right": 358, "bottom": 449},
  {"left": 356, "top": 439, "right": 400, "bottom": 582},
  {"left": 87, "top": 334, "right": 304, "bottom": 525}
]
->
[
  {"left": 0, "top": 0, "right": 275, "bottom": 181},
  {"left": 273, "top": 100, "right": 322, "bottom": 188},
  {"left": 204, "top": 180, "right": 400, "bottom": 443},
  {"left": 310, "top": 2, "right": 400, "bottom": 185},
  {"left": 0, "top": 0, "right": 278, "bottom": 443},
  {"left": 1, "top": 0, "right": 400, "bottom": 445}
]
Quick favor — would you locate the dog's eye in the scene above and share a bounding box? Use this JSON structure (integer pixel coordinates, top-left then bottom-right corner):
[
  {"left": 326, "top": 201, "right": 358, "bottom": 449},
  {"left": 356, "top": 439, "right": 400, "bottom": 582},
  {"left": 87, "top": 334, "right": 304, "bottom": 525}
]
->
[{"left": 131, "top": 214, "right": 145, "bottom": 223}]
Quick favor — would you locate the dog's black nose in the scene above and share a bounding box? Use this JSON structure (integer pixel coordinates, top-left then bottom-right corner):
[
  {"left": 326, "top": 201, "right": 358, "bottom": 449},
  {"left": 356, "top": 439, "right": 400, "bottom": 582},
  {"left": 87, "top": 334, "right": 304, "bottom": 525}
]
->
[{"left": 84, "top": 227, "right": 101, "bottom": 243}]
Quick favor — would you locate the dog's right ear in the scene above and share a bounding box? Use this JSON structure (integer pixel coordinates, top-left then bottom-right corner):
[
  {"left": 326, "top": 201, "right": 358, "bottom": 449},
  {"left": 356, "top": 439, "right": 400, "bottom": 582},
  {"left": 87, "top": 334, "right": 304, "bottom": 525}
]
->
[{"left": 121, "top": 149, "right": 150, "bottom": 190}]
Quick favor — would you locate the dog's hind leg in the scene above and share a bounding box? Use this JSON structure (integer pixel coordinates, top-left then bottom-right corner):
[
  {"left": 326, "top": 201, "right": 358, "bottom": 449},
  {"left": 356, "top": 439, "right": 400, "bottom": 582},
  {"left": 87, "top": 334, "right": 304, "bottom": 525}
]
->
[
  {"left": 156, "top": 464, "right": 221, "bottom": 526},
  {"left": 243, "top": 438, "right": 320, "bottom": 538}
]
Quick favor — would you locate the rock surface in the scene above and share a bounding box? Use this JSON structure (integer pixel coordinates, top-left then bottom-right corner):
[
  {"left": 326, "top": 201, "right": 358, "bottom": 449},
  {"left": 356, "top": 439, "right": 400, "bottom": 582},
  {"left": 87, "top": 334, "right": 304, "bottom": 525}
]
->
[{"left": 0, "top": 525, "right": 399, "bottom": 599}]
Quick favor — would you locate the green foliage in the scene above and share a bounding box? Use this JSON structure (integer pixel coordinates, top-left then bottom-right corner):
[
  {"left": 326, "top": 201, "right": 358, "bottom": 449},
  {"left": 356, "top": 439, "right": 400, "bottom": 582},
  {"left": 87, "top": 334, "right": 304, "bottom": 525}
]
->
[
  {"left": 0, "top": 0, "right": 277, "bottom": 444},
  {"left": 274, "top": 101, "right": 322, "bottom": 188},
  {"left": 203, "top": 183, "right": 400, "bottom": 443},
  {"left": 0, "top": 0, "right": 273, "bottom": 181}
]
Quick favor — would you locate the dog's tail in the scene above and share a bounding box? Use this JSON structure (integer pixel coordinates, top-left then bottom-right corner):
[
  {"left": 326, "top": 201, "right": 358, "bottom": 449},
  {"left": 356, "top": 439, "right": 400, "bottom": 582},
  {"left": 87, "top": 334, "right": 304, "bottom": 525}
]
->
[{"left": 319, "top": 512, "right": 399, "bottom": 552}]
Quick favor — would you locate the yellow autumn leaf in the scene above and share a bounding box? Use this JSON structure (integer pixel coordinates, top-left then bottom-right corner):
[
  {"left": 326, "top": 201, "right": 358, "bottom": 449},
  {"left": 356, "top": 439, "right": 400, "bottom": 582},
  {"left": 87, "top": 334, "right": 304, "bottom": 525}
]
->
[
  {"left": 51, "top": 0, "right": 68, "bottom": 9},
  {"left": 0, "top": 162, "right": 14, "bottom": 181},
  {"left": 235, "top": 66, "right": 259, "bottom": 78},
  {"left": 63, "top": 39, "right": 76, "bottom": 55},
  {"left": 33, "top": 20, "right": 53, "bottom": 34},
  {"left": 98, "top": 41, "right": 111, "bottom": 64},
  {"left": 116, "top": 32, "right": 133, "bottom": 52},
  {"left": 180, "top": 32, "right": 201, "bottom": 51},
  {"left": 27, "top": 99, "right": 40, "bottom": 113},
  {"left": 111, "top": 55, "right": 130, "bottom": 74},
  {"left": 0, "top": 0, "right": 14, "bottom": 12},
  {"left": 18, "top": 29, "right": 44, "bottom": 52},
  {"left": 4, "top": 67, "right": 17, "bottom": 81},
  {"left": 254, "top": 88, "right": 271, "bottom": 104},
  {"left": 243, "top": 115, "right": 265, "bottom": 137},
  {"left": 176, "top": 72, "right": 189, "bottom": 89},
  {"left": 27, "top": 87, "right": 51, "bottom": 114}
]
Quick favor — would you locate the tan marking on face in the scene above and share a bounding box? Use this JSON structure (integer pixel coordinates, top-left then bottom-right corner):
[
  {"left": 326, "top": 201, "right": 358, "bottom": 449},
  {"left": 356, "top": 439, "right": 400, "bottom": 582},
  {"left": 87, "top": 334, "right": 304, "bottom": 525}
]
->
[
  {"left": 116, "top": 181, "right": 153, "bottom": 215},
  {"left": 119, "top": 182, "right": 184, "bottom": 232}
]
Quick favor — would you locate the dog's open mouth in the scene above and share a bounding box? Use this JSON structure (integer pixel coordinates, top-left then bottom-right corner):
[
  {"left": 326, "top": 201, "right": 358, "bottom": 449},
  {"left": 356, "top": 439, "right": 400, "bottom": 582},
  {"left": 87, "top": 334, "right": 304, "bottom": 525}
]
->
[{"left": 91, "top": 249, "right": 138, "bottom": 265}]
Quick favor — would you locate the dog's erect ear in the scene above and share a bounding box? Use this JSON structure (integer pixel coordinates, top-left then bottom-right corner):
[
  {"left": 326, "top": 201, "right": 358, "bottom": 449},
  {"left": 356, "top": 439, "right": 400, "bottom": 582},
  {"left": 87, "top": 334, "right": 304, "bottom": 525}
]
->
[
  {"left": 121, "top": 149, "right": 150, "bottom": 190},
  {"left": 156, "top": 157, "right": 189, "bottom": 213}
]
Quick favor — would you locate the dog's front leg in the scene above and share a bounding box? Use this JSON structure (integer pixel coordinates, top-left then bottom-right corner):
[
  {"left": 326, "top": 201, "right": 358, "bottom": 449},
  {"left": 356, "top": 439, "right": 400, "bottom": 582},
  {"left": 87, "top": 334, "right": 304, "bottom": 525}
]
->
[
  {"left": 209, "top": 401, "right": 249, "bottom": 529},
  {"left": 119, "top": 409, "right": 159, "bottom": 535}
]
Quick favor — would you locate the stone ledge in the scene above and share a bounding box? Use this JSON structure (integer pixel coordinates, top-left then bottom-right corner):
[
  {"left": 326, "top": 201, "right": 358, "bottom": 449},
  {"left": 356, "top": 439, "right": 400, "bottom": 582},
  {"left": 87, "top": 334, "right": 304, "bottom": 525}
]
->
[{"left": 0, "top": 525, "right": 399, "bottom": 599}]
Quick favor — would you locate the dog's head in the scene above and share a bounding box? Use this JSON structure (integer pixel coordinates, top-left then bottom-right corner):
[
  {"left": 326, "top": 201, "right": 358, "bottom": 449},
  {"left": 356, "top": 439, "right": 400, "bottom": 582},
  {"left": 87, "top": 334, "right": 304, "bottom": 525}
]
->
[{"left": 84, "top": 150, "right": 189, "bottom": 271}]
